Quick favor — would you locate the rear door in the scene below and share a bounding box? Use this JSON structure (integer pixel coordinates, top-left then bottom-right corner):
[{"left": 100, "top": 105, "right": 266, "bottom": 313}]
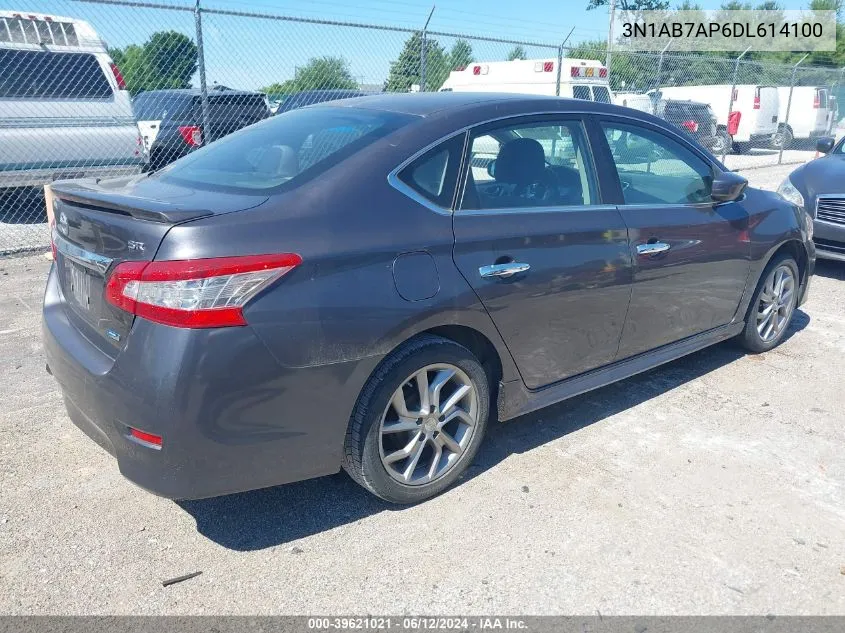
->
[
  {"left": 754, "top": 86, "right": 779, "bottom": 136},
  {"left": 593, "top": 116, "right": 750, "bottom": 360},
  {"left": 814, "top": 88, "right": 830, "bottom": 135},
  {"left": 452, "top": 115, "right": 632, "bottom": 389}
]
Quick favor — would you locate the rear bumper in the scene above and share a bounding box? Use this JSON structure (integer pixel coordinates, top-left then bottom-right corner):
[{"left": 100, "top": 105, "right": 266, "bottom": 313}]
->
[{"left": 42, "top": 265, "right": 380, "bottom": 499}]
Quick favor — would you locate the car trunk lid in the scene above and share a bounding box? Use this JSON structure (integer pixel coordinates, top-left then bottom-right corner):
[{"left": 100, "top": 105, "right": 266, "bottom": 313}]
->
[{"left": 51, "top": 175, "right": 268, "bottom": 355}]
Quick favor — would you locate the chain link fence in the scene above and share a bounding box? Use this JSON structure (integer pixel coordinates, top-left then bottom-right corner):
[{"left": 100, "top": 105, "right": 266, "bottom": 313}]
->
[{"left": 1, "top": 0, "right": 843, "bottom": 254}]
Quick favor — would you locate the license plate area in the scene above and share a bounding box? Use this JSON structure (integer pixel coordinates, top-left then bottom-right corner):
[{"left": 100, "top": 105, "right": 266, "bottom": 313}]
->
[{"left": 65, "top": 259, "right": 93, "bottom": 311}]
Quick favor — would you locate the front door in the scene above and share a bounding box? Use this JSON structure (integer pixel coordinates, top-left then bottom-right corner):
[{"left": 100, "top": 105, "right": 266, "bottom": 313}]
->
[
  {"left": 452, "top": 116, "right": 632, "bottom": 389},
  {"left": 595, "top": 117, "right": 751, "bottom": 360}
]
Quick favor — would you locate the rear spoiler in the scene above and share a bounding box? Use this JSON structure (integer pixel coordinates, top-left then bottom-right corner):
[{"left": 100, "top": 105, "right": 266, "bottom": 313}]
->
[{"left": 51, "top": 180, "right": 212, "bottom": 224}]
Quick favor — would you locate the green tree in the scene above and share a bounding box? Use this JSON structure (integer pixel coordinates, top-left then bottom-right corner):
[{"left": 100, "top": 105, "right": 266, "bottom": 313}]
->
[
  {"left": 450, "top": 39, "right": 474, "bottom": 69},
  {"left": 507, "top": 45, "right": 527, "bottom": 61},
  {"left": 385, "top": 32, "right": 450, "bottom": 92},
  {"left": 291, "top": 56, "right": 357, "bottom": 91},
  {"left": 110, "top": 31, "right": 197, "bottom": 95}
]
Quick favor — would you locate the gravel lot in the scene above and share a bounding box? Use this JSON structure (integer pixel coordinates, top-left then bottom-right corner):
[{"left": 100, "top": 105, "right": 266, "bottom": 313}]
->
[{"left": 1, "top": 165, "right": 844, "bottom": 615}]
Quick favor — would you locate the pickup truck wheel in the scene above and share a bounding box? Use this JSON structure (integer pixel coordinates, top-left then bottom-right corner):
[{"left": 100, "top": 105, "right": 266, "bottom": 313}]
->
[
  {"left": 342, "top": 335, "right": 490, "bottom": 504},
  {"left": 771, "top": 126, "right": 793, "bottom": 150}
]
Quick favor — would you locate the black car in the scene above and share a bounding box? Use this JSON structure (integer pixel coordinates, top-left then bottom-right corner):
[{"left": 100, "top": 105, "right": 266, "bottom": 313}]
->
[
  {"left": 655, "top": 99, "right": 719, "bottom": 151},
  {"left": 44, "top": 93, "right": 814, "bottom": 504},
  {"left": 779, "top": 136, "right": 845, "bottom": 262},
  {"left": 276, "top": 89, "right": 368, "bottom": 114},
  {"left": 133, "top": 88, "right": 270, "bottom": 170}
]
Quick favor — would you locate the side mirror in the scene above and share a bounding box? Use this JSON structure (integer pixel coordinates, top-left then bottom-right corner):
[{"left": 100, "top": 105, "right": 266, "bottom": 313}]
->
[
  {"left": 486, "top": 159, "right": 496, "bottom": 178},
  {"left": 816, "top": 136, "right": 835, "bottom": 154},
  {"left": 711, "top": 171, "right": 747, "bottom": 203}
]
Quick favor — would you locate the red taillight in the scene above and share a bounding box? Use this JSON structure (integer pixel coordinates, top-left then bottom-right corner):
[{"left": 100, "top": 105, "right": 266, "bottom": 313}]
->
[
  {"left": 753, "top": 88, "right": 760, "bottom": 110},
  {"left": 109, "top": 62, "right": 126, "bottom": 90},
  {"left": 178, "top": 125, "right": 203, "bottom": 147},
  {"left": 129, "top": 427, "right": 162, "bottom": 448},
  {"left": 728, "top": 110, "right": 741, "bottom": 136},
  {"left": 813, "top": 91, "right": 821, "bottom": 109},
  {"left": 472, "top": 65, "right": 481, "bottom": 75},
  {"left": 104, "top": 253, "right": 302, "bottom": 328},
  {"left": 599, "top": 67, "right": 608, "bottom": 78},
  {"left": 681, "top": 120, "right": 699, "bottom": 133},
  {"left": 543, "top": 61, "right": 554, "bottom": 73}
]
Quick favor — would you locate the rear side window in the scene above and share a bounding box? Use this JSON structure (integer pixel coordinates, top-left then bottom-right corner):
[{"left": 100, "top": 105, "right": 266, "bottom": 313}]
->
[
  {"left": 0, "top": 49, "right": 112, "bottom": 99},
  {"left": 161, "top": 107, "right": 413, "bottom": 193},
  {"left": 572, "top": 85, "right": 591, "bottom": 101},
  {"left": 397, "top": 134, "right": 464, "bottom": 208},
  {"left": 593, "top": 86, "right": 611, "bottom": 103}
]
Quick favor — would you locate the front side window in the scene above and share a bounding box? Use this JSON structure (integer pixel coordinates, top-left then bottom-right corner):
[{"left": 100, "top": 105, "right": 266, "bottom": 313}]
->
[
  {"left": 161, "top": 107, "right": 413, "bottom": 193},
  {"left": 461, "top": 119, "right": 597, "bottom": 211},
  {"left": 601, "top": 122, "right": 714, "bottom": 205}
]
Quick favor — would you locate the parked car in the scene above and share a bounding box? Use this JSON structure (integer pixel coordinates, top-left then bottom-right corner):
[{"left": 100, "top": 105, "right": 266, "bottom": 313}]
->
[
  {"left": 779, "top": 136, "right": 845, "bottom": 262},
  {"left": 440, "top": 57, "right": 612, "bottom": 103},
  {"left": 771, "top": 86, "right": 834, "bottom": 149},
  {"left": 0, "top": 12, "right": 144, "bottom": 207},
  {"left": 654, "top": 84, "right": 780, "bottom": 153},
  {"left": 616, "top": 95, "right": 718, "bottom": 151},
  {"left": 44, "top": 93, "right": 814, "bottom": 504},
  {"left": 275, "top": 89, "right": 368, "bottom": 114},
  {"left": 133, "top": 88, "right": 270, "bottom": 170}
]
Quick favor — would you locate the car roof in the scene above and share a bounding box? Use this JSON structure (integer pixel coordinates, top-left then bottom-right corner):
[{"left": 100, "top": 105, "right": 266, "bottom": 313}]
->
[{"left": 328, "top": 91, "right": 622, "bottom": 116}]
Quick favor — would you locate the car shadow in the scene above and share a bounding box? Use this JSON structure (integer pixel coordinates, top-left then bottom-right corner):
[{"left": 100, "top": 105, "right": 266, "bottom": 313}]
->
[
  {"left": 815, "top": 260, "right": 845, "bottom": 281},
  {"left": 178, "top": 311, "right": 810, "bottom": 551}
]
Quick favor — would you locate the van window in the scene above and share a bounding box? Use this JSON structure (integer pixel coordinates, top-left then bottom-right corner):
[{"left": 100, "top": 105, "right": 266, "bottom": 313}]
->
[
  {"left": 593, "top": 86, "right": 611, "bottom": 103},
  {"left": 0, "top": 49, "right": 112, "bottom": 99},
  {"left": 572, "top": 85, "right": 591, "bottom": 101},
  {"left": 161, "top": 106, "right": 413, "bottom": 193}
]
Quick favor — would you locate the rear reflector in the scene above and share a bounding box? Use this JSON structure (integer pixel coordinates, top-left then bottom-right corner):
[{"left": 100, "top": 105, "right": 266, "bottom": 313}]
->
[
  {"left": 813, "top": 92, "right": 821, "bottom": 108},
  {"left": 105, "top": 253, "right": 302, "bottom": 328},
  {"left": 129, "top": 427, "right": 162, "bottom": 448},
  {"left": 178, "top": 125, "right": 203, "bottom": 147}
]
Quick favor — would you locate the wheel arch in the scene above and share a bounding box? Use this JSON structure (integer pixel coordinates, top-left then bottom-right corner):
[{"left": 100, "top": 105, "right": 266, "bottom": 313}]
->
[{"left": 740, "top": 238, "right": 809, "bottom": 322}]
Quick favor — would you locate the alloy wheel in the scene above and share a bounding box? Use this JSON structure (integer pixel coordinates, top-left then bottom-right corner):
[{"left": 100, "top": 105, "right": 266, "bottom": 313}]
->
[
  {"left": 756, "top": 264, "right": 796, "bottom": 343},
  {"left": 378, "top": 363, "right": 479, "bottom": 486}
]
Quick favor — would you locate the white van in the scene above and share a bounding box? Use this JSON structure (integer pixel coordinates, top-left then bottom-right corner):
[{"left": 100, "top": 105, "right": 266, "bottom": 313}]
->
[
  {"left": 653, "top": 84, "right": 779, "bottom": 153},
  {"left": 772, "top": 86, "right": 833, "bottom": 148},
  {"left": 439, "top": 58, "right": 613, "bottom": 103},
  {"left": 0, "top": 11, "right": 144, "bottom": 192}
]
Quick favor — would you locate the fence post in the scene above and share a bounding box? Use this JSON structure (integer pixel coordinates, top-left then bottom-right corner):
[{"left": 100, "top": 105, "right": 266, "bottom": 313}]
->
[
  {"left": 555, "top": 44, "right": 563, "bottom": 96},
  {"left": 778, "top": 53, "right": 808, "bottom": 166},
  {"left": 653, "top": 39, "right": 672, "bottom": 115},
  {"left": 194, "top": 0, "right": 210, "bottom": 136},
  {"left": 419, "top": 5, "right": 435, "bottom": 92},
  {"left": 722, "top": 46, "right": 751, "bottom": 164}
]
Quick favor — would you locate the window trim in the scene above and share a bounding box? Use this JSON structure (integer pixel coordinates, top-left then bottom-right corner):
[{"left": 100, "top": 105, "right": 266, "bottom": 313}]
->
[
  {"left": 456, "top": 114, "right": 601, "bottom": 214},
  {"left": 591, "top": 114, "right": 722, "bottom": 209}
]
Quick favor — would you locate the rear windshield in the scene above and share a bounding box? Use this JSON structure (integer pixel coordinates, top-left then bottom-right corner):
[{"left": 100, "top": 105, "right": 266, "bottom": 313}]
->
[
  {"left": 667, "top": 102, "right": 712, "bottom": 118},
  {"left": 207, "top": 93, "right": 268, "bottom": 119},
  {"left": 160, "top": 106, "right": 414, "bottom": 193},
  {"left": 0, "top": 49, "right": 112, "bottom": 99},
  {"left": 593, "top": 86, "right": 611, "bottom": 103},
  {"left": 133, "top": 93, "right": 194, "bottom": 120}
]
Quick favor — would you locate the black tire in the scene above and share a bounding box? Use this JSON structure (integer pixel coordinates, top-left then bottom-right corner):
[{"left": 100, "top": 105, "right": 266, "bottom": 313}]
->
[
  {"left": 732, "top": 141, "right": 750, "bottom": 154},
  {"left": 737, "top": 253, "right": 800, "bottom": 353},
  {"left": 712, "top": 130, "right": 731, "bottom": 155},
  {"left": 342, "top": 335, "right": 490, "bottom": 504}
]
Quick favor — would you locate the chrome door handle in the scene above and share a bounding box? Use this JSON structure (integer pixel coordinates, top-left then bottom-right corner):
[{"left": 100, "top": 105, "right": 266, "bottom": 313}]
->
[
  {"left": 636, "top": 242, "right": 671, "bottom": 256},
  {"left": 479, "top": 262, "right": 530, "bottom": 278}
]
